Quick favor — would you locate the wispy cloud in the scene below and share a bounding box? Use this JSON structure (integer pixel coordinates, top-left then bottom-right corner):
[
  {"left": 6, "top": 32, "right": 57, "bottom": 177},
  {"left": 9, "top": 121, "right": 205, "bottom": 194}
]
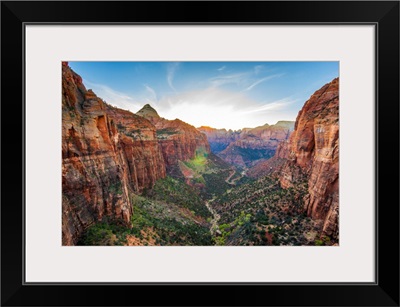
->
[
  {"left": 209, "top": 69, "right": 284, "bottom": 92},
  {"left": 83, "top": 79, "right": 297, "bottom": 129},
  {"left": 144, "top": 84, "right": 157, "bottom": 101},
  {"left": 167, "top": 62, "right": 180, "bottom": 91},
  {"left": 209, "top": 72, "right": 249, "bottom": 88},
  {"left": 154, "top": 87, "right": 297, "bottom": 130},
  {"left": 244, "top": 73, "right": 284, "bottom": 91},
  {"left": 242, "top": 97, "right": 297, "bottom": 114},
  {"left": 84, "top": 80, "right": 142, "bottom": 111},
  {"left": 217, "top": 66, "right": 226, "bottom": 72}
]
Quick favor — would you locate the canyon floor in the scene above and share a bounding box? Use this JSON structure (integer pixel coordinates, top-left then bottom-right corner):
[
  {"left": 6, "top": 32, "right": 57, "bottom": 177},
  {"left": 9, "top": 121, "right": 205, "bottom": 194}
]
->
[{"left": 77, "top": 152, "right": 330, "bottom": 246}]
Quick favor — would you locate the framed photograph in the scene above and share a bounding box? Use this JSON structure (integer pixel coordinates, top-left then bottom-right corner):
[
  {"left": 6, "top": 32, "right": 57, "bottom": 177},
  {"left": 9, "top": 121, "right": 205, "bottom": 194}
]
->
[{"left": 2, "top": 1, "right": 399, "bottom": 306}]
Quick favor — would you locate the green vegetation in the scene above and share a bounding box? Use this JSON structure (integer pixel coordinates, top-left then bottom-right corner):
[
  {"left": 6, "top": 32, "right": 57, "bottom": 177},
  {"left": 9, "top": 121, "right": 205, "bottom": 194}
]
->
[
  {"left": 77, "top": 221, "right": 130, "bottom": 246},
  {"left": 147, "top": 176, "right": 211, "bottom": 219},
  {"left": 213, "top": 211, "right": 254, "bottom": 245},
  {"left": 78, "top": 185, "right": 213, "bottom": 246},
  {"left": 130, "top": 195, "right": 212, "bottom": 245},
  {"left": 177, "top": 152, "right": 234, "bottom": 199},
  {"left": 207, "top": 174, "right": 322, "bottom": 246},
  {"left": 156, "top": 128, "right": 177, "bottom": 139},
  {"left": 183, "top": 154, "right": 207, "bottom": 173},
  {"left": 78, "top": 149, "right": 327, "bottom": 246},
  {"left": 314, "top": 239, "right": 324, "bottom": 246},
  {"left": 202, "top": 171, "right": 231, "bottom": 198},
  {"left": 314, "top": 235, "right": 331, "bottom": 246},
  {"left": 109, "top": 181, "right": 123, "bottom": 195}
]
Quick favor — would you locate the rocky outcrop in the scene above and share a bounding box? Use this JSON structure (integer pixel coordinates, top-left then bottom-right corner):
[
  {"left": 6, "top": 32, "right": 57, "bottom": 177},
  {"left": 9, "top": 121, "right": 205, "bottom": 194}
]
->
[
  {"left": 249, "top": 78, "right": 339, "bottom": 240},
  {"left": 105, "top": 105, "right": 167, "bottom": 191},
  {"left": 136, "top": 103, "right": 160, "bottom": 125},
  {"left": 137, "top": 105, "right": 210, "bottom": 174},
  {"left": 62, "top": 63, "right": 139, "bottom": 245},
  {"left": 62, "top": 64, "right": 208, "bottom": 245},
  {"left": 199, "top": 121, "right": 294, "bottom": 168}
]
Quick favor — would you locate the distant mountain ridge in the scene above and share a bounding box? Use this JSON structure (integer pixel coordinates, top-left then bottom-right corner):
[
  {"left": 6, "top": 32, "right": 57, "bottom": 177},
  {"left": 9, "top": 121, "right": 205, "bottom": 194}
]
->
[{"left": 198, "top": 121, "right": 295, "bottom": 168}]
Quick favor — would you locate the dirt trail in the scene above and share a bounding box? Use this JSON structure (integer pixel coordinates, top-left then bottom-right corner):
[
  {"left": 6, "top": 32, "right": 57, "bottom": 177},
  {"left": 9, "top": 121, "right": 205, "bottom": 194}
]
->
[
  {"left": 225, "top": 170, "right": 236, "bottom": 184},
  {"left": 205, "top": 200, "right": 220, "bottom": 235},
  {"left": 225, "top": 169, "right": 244, "bottom": 185},
  {"left": 205, "top": 169, "right": 245, "bottom": 236}
]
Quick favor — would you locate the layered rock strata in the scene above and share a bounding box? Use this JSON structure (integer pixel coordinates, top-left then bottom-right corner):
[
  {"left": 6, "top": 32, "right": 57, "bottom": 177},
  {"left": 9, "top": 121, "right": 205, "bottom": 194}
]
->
[
  {"left": 62, "top": 63, "right": 208, "bottom": 245},
  {"left": 249, "top": 78, "right": 339, "bottom": 239},
  {"left": 136, "top": 105, "right": 210, "bottom": 173}
]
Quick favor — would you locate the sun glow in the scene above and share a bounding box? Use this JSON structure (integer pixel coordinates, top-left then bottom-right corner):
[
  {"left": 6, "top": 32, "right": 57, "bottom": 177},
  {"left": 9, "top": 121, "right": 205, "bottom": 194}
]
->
[
  {"left": 71, "top": 61, "right": 339, "bottom": 130},
  {"left": 144, "top": 88, "right": 297, "bottom": 130}
]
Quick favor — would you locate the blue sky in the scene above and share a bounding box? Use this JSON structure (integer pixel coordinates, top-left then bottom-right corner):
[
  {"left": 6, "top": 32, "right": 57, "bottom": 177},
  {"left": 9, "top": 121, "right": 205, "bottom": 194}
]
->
[{"left": 69, "top": 61, "right": 338, "bottom": 130}]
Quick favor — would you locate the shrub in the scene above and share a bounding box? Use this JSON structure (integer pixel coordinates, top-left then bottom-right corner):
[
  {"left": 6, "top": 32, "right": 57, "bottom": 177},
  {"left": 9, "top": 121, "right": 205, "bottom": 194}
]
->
[{"left": 314, "top": 239, "right": 324, "bottom": 246}]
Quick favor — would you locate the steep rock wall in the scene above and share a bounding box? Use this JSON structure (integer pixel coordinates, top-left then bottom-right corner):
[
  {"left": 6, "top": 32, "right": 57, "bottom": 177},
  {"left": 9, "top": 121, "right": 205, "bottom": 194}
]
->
[
  {"left": 62, "top": 63, "right": 166, "bottom": 245},
  {"left": 283, "top": 78, "right": 339, "bottom": 238},
  {"left": 249, "top": 78, "right": 339, "bottom": 239}
]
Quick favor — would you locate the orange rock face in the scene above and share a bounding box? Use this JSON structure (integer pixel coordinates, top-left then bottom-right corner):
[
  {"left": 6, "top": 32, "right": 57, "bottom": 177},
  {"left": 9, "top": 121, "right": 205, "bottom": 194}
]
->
[
  {"left": 136, "top": 106, "right": 210, "bottom": 173},
  {"left": 62, "top": 64, "right": 136, "bottom": 245},
  {"left": 293, "top": 79, "right": 339, "bottom": 239},
  {"left": 249, "top": 78, "right": 339, "bottom": 239},
  {"left": 105, "top": 105, "right": 167, "bottom": 192},
  {"left": 62, "top": 64, "right": 207, "bottom": 245}
]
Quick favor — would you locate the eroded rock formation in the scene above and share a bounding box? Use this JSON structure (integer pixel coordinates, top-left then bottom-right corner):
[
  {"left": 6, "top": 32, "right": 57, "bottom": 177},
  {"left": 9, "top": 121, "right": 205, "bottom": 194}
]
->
[
  {"left": 62, "top": 64, "right": 208, "bottom": 245},
  {"left": 249, "top": 78, "right": 339, "bottom": 239},
  {"left": 136, "top": 105, "right": 210, "bottom": 173}
]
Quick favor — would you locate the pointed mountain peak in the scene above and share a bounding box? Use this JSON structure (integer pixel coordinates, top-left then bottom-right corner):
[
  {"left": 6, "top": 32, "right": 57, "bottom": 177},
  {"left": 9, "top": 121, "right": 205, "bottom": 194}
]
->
[{"left": 136, "top": 104, "right": 160, "bottom": 121}]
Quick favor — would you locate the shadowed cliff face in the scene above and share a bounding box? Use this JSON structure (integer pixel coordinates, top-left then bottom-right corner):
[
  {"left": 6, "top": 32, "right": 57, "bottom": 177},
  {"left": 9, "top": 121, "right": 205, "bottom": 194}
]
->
[
  {"left": 197, "top": 126, "right": 241, "bottom": 153},
  {"left": 62, "top": 63, "right": 209, "bottom": 245},
  {"left": 249, "top": 78, "right": 339, "bottom": 239}
]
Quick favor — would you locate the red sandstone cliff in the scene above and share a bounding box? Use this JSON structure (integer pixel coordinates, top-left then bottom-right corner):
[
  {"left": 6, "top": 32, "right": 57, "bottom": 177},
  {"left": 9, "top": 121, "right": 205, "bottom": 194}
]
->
[
  {"left": 62, "top": 62, "right": 139, "bottom": 245},
  {"left": 249, "top": 78, "right": 339, "bottom": 239},
  {"left": 62, "top": 64, "right": 207, "bottom": 245},
  {"left": 136, "top": 104, "right": 210, "bottom": 173}
]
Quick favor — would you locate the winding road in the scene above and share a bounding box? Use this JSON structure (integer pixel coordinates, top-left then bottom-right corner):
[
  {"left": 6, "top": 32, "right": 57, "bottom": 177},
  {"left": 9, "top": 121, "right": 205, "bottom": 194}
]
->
[
  {"left": 205, "top": 200, "right": 220, "bottom": 235},
  {"left": 205, "top": 169, "right": 246, "bottom": 236},
  {"left": 225, "top": 170, "right": 236, "bottom": 185},
  {"left": 225, "top": 169, "right": 245, "bottom": 185}
]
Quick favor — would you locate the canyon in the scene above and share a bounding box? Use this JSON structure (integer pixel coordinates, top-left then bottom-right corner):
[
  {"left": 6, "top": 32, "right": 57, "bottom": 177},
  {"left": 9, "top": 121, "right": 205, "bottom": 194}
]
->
[
  {"left": 198, "top": 121, "right": 294, "bottom": 168},
  {"left": 248, "top": 78, "right": 339, "bottom": 238},
  {"left": 62, "top": 62, "right": 209, "bottom": 245},
  {"left": 62, "top": 62, "right": 339, "bottom": 246}
]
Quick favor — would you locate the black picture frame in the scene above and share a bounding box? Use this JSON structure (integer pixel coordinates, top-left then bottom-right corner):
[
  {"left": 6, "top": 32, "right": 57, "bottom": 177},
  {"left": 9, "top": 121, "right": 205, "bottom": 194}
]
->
[{"left": 1, "top": 1, "right": 399, "bottom": 306}]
